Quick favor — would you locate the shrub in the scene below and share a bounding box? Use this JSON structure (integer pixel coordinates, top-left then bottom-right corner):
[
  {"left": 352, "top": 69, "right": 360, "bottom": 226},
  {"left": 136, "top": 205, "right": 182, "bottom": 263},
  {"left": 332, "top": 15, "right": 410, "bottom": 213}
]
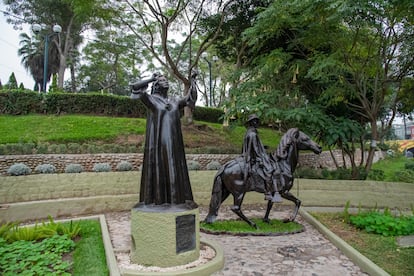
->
[
  {"left": 348, "top": 208, "right": 414, "bottom": 236},
  {"left": 93, "top": 163, "right": 112, "bottom": 172},
  {"left": 367, "top": 169, "right": 385, "bottom": 181},
  {"left": 404, "top": 160, "right": 414, "bottom": 171},
  {"left": 187, "top": 160, "right": 201, "bottom": 170},
  {"left": 67, "top": 143, "right": 81, "bottom": 154},
  {"left": 294, "top": 167, "right": 322, "bottom": 179},
  {"left": 206, "top": 160, "right": 222, "bottom": 170},
  {"left": 116, "top": 161, "right": 133, "bottom": 171},
  {"left": 64, "top": 164, "right": 84, "bottom": 173},
  {"left": 393, "top": 170, "right": 414, "bottom": 183},
  {"left": 35, "top": 164, "right": 57, "bottom": 174},
  {"left": 7, "top": 163, "right": 32, "bottom": 176}
]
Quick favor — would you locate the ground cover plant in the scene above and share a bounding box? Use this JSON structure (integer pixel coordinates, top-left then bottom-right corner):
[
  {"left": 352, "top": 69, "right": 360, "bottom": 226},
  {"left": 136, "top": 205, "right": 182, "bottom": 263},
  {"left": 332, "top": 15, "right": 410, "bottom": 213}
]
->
[
  {"left": 311, "top": 206, "right": 414, "bottom": 276},
  {"left": 0, "top": 218, "right": 108, "bottom": 275},
  {"left": 200, "top": 218, "right": 303, "bottom": 235}
]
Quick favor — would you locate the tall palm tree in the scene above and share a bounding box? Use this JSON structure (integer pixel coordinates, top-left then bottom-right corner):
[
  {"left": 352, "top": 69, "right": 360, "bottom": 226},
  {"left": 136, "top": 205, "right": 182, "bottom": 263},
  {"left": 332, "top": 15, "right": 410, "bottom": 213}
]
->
[
  {"left": 18, "top": 33, "right": 60, "bottom": 92},
  {"left": 18, "top": 33, "right": 43, "bottom": 91}
]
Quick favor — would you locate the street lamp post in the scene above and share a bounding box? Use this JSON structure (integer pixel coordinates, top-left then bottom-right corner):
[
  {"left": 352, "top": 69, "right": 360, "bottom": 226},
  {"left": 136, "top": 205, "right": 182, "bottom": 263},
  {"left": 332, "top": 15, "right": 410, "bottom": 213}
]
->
[
  {"left": 201, "top": 53, "right": 218, "bottom": 107},
  {"left": 32, "top": 24, "right": 62, "bottom": 92}
]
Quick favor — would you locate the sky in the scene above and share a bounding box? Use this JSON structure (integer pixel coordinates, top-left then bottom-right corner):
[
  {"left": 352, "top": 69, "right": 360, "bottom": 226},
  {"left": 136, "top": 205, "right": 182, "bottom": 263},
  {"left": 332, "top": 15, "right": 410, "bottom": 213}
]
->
[{"left": 0, "top": 6, "right": 34, "bottom": 89}]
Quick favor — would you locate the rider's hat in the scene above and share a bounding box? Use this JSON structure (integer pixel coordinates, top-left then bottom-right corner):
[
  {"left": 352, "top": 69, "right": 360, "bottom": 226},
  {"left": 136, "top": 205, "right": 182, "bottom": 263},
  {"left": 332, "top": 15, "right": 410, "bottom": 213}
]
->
[{"left": 247, "top": 114, "right": 259, "bottom": 124}]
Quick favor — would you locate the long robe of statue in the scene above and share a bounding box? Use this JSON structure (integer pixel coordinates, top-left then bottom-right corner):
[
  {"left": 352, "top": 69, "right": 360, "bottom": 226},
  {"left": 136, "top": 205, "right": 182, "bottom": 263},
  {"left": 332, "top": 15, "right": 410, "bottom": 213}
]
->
[{"left": 132, "top": 74, "right": 196, "bottom": 206}]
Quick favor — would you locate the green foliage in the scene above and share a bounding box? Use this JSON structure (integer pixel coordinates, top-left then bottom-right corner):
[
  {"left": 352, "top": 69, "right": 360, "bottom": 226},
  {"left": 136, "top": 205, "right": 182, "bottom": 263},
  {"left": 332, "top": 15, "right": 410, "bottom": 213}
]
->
[
  {"left": 0, "top": 91, "right": 44, "bottom": 115},
  {"left": 200, "top": 218, "right": 303, "bottom": 234},
  {"left": 35, "top": 164, "right": 57, "bottom": 174},
  {"left": 393, "top": 170, "right": 414, "bottom": 183},
  {"left": 404, "top": 160, "right": 414, "bottom": 171},
  {"left": 92, "top": 163, "right": 112, "bottom": 172},
  {"left": 7, "top": 73, "right": 18, "bottom": 90},
  {"left": 294, "top": 167, "right": 322, "bottom": 179},
  {"left": 347, "top": 208, "right": 414, "bottom": 237},
  {"left": 367, "top": 169, "right": 385, "bottom": 181},
  {"left": 193, "top": 107, "right": 224, "bottom": 123},
  {"left": 0, "top": 90, "right": 223, "bottom": 123},
  {"left": 64, "top": 163, "right": 84, "bottom": 173},
  {"left": 7, "top": 163, "right": 32, "bottom": 176},
  {"left": 1, "top": 216, "right": 81, "bottom": 243},
  {"left": 0, "top": 235, "right": 74, "bottom": 275},
  {"left": 116, "top": 161, "right": 133, "bottom": 171}
]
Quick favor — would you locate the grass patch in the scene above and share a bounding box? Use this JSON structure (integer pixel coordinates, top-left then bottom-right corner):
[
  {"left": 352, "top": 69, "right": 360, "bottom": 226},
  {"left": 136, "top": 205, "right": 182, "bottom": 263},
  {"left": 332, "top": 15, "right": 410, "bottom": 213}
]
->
[
  {"left": 370, "top": 155, "right": 408, "bottom": 181},
  {"left": 311, "top": 212, "right": 414, "bottom": 276},
  {"left": 72, "top": 219, "right": 108, "bottom": 275},
  {"left": 0, "top": 114, "right": 281, "bottom": 153},
  {"left": 200, "top": 218, "right": 303, "bottom": 235},
  {"left": 0, "top": 114, "right": 145, "bottom": 144}
]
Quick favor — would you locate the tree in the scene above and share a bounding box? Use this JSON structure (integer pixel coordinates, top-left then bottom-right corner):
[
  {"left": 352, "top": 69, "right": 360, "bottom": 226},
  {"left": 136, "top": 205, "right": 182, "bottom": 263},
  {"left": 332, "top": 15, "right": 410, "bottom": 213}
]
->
[
  {"left": 77, "top": 24, "right": 144, "bottom": 95},
  {"left": 18, "top": 32, "right": 50, "bottom": 91},
  {"left": 3, "top": 0, "right": 104, "bottom": 90},
  {"left": 228, "top": 0, "right": 414, "bottom": 174},
  {"left": 6, "top": 72, "right": 18, "bottom": 89},
  {"left": 108, "top": 0, "right": 235, "bottom": 123}
]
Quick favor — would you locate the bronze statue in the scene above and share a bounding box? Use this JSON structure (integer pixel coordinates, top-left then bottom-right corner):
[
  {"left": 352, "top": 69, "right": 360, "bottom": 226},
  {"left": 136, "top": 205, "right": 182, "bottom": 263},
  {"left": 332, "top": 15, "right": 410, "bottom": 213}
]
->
[
  {"left": 242, "top": 114, "right": 282, "bottom": 203},
  {"left": 131, "top": 73, "right": 197, "bottom": 208},
  {"left": 205, "top": 127, "right": 322, "bottom": 228}
]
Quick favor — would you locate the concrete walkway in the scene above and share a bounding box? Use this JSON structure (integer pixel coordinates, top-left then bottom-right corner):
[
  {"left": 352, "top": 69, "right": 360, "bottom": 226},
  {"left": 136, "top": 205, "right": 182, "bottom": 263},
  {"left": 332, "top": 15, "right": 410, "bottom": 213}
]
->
[{"left": 105, "top": 205, "right": 390, "bottom": 276}]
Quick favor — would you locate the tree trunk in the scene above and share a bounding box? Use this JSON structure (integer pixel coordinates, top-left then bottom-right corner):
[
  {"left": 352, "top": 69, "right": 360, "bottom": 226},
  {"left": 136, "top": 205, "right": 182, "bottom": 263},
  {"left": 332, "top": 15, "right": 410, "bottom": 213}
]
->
[
  {"left": 182, "top": 82, "right": 193, "bottom": 124},
  {"left": 365, "top": 120, "right": 378, "bottom": 172}
]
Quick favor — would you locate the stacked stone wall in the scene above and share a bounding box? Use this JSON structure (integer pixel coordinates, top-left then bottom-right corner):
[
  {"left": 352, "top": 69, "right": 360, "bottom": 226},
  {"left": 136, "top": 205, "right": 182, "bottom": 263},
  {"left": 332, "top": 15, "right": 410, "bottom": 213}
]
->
[{"left": 0, "top": 150, "right": 385, "bottom": 175}]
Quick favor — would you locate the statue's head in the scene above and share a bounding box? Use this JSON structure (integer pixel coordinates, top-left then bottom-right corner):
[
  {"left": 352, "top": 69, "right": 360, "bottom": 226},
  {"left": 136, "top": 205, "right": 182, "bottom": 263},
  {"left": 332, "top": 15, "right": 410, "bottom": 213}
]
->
[
  {"left": 247, "top": 114, "right": 260, "bottom": 127},
  {"left": 151, "top": 75, "right": 169, "bottom": 97}
]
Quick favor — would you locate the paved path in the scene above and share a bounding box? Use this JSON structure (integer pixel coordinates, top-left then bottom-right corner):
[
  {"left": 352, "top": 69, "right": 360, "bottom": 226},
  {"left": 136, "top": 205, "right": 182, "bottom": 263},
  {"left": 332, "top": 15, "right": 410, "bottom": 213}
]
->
[{"left": 106, "top": 205, "right": 368, "bottom": 275}]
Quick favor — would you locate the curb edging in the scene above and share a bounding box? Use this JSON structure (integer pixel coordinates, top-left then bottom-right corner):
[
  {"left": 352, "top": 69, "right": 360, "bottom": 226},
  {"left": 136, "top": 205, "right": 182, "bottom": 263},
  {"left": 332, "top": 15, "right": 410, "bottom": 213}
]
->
[{"left": 300, "top": 208, "right": 390, "bottom": 276}]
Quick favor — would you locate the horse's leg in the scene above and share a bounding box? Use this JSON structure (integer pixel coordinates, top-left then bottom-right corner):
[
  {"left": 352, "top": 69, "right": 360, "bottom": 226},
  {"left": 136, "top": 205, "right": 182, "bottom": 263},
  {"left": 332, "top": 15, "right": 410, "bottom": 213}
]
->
[
  {"left": 231, "top": 192, "right": 257, "bottom": 228},
  {"left": 263, "top": 200, "right": 273, "bottom": 223},
  {"left": 280, "top": 191, "right": 301, "bottom": 223},
  {"left": 205, "top": 175, "right": 230, "bottom": 223}
]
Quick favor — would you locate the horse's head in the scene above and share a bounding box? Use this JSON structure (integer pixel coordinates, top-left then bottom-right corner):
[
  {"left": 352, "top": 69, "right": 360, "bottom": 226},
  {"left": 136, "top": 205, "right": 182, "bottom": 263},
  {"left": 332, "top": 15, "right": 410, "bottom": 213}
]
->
[{"left": 296, "top": 130, "right": 322, "bottom": 154}]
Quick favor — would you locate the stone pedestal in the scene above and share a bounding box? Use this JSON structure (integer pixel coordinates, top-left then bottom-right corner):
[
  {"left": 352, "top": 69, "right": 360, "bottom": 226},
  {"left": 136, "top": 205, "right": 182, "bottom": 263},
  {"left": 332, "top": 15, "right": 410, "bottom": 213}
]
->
[{"left": 130, "top": 204, "right": 200, "bottom": 267}]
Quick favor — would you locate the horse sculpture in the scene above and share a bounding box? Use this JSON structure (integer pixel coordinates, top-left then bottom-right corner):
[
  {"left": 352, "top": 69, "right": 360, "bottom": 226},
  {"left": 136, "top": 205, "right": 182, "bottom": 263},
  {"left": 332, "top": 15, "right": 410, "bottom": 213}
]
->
[{"left": 204, "top": 128, "right": 322, "bottom": 228}]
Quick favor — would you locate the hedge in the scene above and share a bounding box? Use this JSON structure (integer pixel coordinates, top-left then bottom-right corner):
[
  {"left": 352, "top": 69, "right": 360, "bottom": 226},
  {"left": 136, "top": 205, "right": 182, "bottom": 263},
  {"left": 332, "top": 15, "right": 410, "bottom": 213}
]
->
[{"left": 0, "top": 90, "right": 224, "bottom": 123}]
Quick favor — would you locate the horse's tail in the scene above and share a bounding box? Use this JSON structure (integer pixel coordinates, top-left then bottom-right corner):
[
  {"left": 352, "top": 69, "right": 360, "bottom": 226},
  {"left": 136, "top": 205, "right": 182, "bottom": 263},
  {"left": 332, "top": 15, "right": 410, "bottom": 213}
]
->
[{"left": 204, "top": 168, "right": 225, "bottom": 223}]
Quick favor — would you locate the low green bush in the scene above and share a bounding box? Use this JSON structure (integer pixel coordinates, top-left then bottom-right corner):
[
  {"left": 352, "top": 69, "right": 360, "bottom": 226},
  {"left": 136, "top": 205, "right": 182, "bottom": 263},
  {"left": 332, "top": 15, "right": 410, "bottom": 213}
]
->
[
  {"left": 347, "top": 208, "right": 414, "bottom": 237},
  {"left": 294, "top": 167, "right": 322, "bottom": 179},
  {"left": 187, "top": 160, "right": 201, "bottom": 170},
  {"left": 65, "top": 164, "right": 84, "bottom": 173},
  {"left": 7, "top": 163, "right": 32, "bottom": 176},
  {"left": 393, "top": 170, "right": 414, "bottom": 183},
  {"left": 206, "top": 160, "right": 222, "bottom": 170},
  {"left": 367, "top": 169, "right": 385, "bottom": 181},
  {"left": 35, "top": 164, "right": 57, "bottom": 174},
  {"left": 93, "top": 163, "right": 112, "bottom": 172},
  {"left": 404, "top": 160, "right": 414, "bottom": 171},
  {"left": 116, "top": 161, "right": 133, "bottom": 171}
]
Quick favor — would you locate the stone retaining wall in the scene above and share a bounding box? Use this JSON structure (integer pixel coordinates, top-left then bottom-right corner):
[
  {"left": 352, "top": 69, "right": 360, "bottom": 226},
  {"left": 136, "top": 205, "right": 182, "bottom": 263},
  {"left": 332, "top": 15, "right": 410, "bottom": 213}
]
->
[{"left": 0, "top": 150, "right": 384, "bottom": 175}]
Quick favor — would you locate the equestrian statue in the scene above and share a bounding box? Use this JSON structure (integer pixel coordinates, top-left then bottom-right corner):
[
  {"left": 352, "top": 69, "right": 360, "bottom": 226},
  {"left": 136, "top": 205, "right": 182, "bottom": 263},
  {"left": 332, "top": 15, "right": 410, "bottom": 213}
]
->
[{"left": 204, "top": 122, "right": 322, "bottom": 228}]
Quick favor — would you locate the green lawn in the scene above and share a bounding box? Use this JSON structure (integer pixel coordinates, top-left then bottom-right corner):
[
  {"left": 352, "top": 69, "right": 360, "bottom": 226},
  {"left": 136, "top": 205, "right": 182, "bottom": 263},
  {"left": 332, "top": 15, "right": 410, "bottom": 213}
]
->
[
  {"left": 0, "top": 114, "right": 282, "bottom": 151},
  {"left": 0, "top": 114, "right": 145, "bottom": 144},
  {"left": 370, "top": 155, "right": 408, "bottom": 181}
]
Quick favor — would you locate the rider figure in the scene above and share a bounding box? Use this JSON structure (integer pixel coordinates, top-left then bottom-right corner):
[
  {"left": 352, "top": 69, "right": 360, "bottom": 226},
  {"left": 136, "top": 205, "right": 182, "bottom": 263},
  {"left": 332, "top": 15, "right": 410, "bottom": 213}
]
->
[{"left": 242, "top": 114, "right": 282, "bottom": 203}]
